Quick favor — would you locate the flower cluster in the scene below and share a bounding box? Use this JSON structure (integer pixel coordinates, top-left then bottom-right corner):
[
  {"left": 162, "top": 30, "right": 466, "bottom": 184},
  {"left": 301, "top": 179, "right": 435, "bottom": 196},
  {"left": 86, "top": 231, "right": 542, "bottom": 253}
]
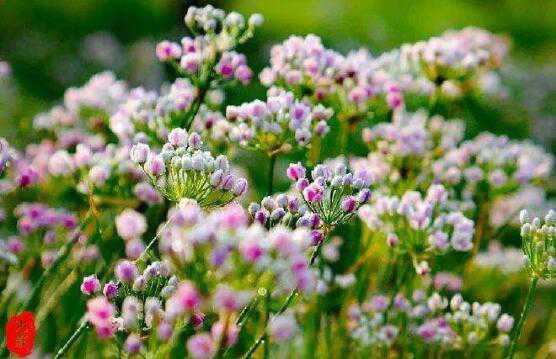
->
[
  {"left": 156, "top": 5, "right": 262, "bottom": 86},
  {"left": 84, "top": 201, "right": 313, "bottom": 355},
  {"left": 519, "top": 209, "right": 555, "bottom": 279},
  {"left": 433, "top": 134, "right": 553, "bottom": 196},
  {"left": 349, "top": 291, "right": 513, "bottom": 353},
  {"left": 359, "top": 184, "right": 474, "bottom": 274},
  {"left": 109, "top": 79, "right": 198, "bottom": 144},
  {"left": 357, "top": 110, "right": 464, "bottom": 189},
  {"left": 225, "top": 88, "right": 333, "bottom": 154},
  {"left": 260, "top": 35, "right": 403, "bottom": 121},
  {"left": 83, "top": 260, "right": 174, "bottom": 342},
  {"left": 131, "top": 128, "right": 247, "bottom": 206},
  {"left": 1, "top": 203, "right": 91, "bottom": 269},
  {"left": 399, "top": 27, "right": 508, "bottom": 89},
  {"left": 287, "top": 161, "right": 372, "bottom": 228}
]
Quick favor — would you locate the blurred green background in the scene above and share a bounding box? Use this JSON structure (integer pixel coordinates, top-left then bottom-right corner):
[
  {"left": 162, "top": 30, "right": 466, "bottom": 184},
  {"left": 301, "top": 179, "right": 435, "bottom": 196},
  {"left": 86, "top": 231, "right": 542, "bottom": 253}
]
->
[{"left": 0, "top": 0, "right": 554, "bottom": 148}]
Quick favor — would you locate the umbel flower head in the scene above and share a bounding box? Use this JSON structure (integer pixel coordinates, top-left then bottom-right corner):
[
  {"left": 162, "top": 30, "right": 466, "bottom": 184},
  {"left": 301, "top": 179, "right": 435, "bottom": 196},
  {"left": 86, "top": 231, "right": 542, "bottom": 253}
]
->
[
  {"left": 399, "top": 27, "right": 508, "bottom": 87},
  {"left": 131, "top": 128, "right": 247, "bottom": 206},
  {"left": 225, "top": 87, "right": 333, "bottom": 155},
  {"left": 520, "top": 209, "right": 555, "bottom": 280},
  {"left": 287, "top": 161, "right": 372, "bottom": 228},
  {"left": 359, "top": 184, "right": 475, "bottom": 274},
  {"left": 156, "top": 5, "right": 263, "bottom": 86},
  {"left": 350, "top": 291, "right": 513, "bottom": 351}
]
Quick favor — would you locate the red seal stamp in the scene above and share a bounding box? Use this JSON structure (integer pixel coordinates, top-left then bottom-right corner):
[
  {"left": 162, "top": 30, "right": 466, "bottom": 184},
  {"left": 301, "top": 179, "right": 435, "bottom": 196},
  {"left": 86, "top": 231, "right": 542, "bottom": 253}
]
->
[{"left": 5, "top": 311, "right": 36, "bottom": 357}]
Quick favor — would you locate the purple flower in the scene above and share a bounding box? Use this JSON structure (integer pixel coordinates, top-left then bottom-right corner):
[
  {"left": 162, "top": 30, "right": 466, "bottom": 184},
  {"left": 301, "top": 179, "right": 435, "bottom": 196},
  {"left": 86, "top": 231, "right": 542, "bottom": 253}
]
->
[
  {"left": 80, "top": 275, "right": 101, "bottom": 295},
  {"left": 269, "top": 312, "right": 297, "bottom": 342},
  {"left": 497, "top": 314, "right": 514, "bottom": 333},
  {"left": 115, "top": 260, "right": 138, "bottom": 283},
  {"left": 303, "top": 183, "right": 324, "bottom": 203},
  {"left": 146, "top": 153, "right": 165, "bottom": 177},
  {"left": 124, "top": 334, "right": 142, "bottom": 354},
  {"left": 286, "top": 163, "right": 306, "bottom": 181},
  {"left": 341, "top": 196, "right": 357, "bottom": 213},
  {"left": 103, "top": 281, "right": 118, "bottom": 299}
]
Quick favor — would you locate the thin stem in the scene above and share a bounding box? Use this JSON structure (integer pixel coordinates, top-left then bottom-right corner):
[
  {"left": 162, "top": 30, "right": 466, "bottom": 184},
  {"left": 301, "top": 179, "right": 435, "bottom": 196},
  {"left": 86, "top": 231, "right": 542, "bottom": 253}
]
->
[
  {"left": 505, "top": 277, "right": 539, "bottom": 359},
  {"left": 267, "top": 154, "right": 277, "bottom": 196},
  {"left": 242, "top": 335, "right": 266, "bottom": 359},
  {"left": 243, "top": 243, "right": 323, "bottom": 358},
  {"left": 134, "top": 217, "right": 172, "bottom": 264},
  {"left": 54, "top": 320, "right": 90, "bottom": 359},
  {"left": 184, "top": 81, "right": 209, "bottom": 131},
  {"left": 21, "top": 227, "right": 86, "bottom": 311}
]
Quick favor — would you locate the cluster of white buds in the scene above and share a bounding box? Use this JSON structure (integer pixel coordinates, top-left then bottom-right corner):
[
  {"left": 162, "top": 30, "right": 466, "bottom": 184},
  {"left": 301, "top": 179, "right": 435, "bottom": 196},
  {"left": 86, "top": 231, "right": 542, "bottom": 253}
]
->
[
  {"left": 520, "top": 209, "right": 555, "bottom": 279},
  {"left": 131, "top": 128, "right": 247, "bottom": 206}
]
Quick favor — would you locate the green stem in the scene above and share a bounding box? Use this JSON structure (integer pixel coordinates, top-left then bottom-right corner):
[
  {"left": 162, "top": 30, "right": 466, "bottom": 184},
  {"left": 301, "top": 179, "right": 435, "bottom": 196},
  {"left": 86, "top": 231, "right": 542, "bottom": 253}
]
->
[
  {"left": 183, "top": 82, "right": 209, "bottom": 131},
  {"left": 505, "top": 277, "right": 538, "bottom": 359},
  {"left": 243, "top": 243, "right": 323, "bottom": 358},
  {"left": 267, "top": 154, "right": 277, "bottom": 196},
  {"left": 54, "top": 320, "right": 90, "bottom": 359},
  {"left": 22, "top": 227, "right": 84, "bottom": 311}
]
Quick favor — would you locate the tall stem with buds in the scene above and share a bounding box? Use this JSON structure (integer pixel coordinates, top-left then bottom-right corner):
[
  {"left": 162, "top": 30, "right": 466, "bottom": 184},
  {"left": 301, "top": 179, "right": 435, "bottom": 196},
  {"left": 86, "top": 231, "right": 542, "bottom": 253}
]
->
[{"left": 505, "top": 277, "right": 538, "bottom": 359}]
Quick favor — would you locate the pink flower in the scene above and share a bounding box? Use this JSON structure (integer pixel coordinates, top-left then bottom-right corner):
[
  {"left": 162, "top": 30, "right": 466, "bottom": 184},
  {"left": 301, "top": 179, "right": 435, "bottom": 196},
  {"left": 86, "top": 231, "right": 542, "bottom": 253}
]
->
[
  {"left": 187, "top": 333, "right": 215, "bottom": 359},
  {"left": 303, "top": 183, "right": 324, "bottom": 203},
  {"left": 80, "top": 275, "right": 101, "bottom": 295},
  {"left": 156, "top": 41, "right": 182, "bottom": 61},
  {"left": 341, "top": 196, "right": 357, "bottom": 213},
  {"left": 286, "top": 163, "right": 306, "bottom": 181},
  {"left": 115, "top": 209, "right": 147, "bottom": 241},
  {"left": 87, "top": 296, "right": 115, "bottom": 327},
  {"left": 174, "top": 281, "right": 201, "bottom": 311}
]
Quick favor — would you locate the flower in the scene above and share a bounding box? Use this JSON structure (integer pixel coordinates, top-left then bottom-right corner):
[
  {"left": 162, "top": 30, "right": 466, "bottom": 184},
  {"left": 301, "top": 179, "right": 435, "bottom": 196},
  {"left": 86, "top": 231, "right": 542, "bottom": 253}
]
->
[
  {"left": 131, "top": 131, "right": 248, "bottom": 206},
  {"left": 288, "top": 161, "right": 371, "bottom": 227},
  {"left": 81, "top": 275, "right": 101, "bottom": 295},
  {"left": 520, "top": 209, "right": 555, "bottom": 279},
  {"left": 224, "top": 88, "right": 332, "bottom": 154},
  {"left": 115, "top": 209, "right": 147, "bottom": 241},
  {"left": 187, "top": 333, "right": 215, "bottom": 359}
]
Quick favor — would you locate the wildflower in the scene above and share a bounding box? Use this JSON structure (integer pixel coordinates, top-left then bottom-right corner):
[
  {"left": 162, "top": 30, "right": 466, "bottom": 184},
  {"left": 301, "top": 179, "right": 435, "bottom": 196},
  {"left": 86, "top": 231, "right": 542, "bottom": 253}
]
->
[
  {"left": 187, "top": 333, "right": 215, "bottom": 359},
  {"left": 115, "top": 260, "right": 138, "bottom": 283},
  {"left": 359, "top": 185, "right": 475, "bottom": 273},
  {"left": 81, "top": 275, "right": 101, "bottom": 295},
  {"left": 115, "top": 209, "right": 147, "bottom": 241},
  {"left": 520, "top": 209, "right": 555, "bottom": 279},
  {"left": 268, "top": 311, "right": 298, "bottom": 342},
  {"left": 131, "top": 130, "right": 247, "bottom": 206},
  {"left": 289, "top": 161, "right": 371, "bottom": 227},
  {"left": 157, "top": 5, "right": 262, "bottom": 101},
  {"left": 225, "top": 88, "right": 332, "bottom": 155}
]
